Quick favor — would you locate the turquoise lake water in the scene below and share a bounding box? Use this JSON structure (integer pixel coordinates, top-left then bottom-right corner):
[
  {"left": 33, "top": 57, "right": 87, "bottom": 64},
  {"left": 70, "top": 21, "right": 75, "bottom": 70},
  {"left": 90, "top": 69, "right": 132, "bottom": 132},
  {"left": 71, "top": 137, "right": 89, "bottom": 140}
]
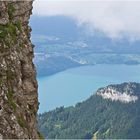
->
[{"left": 37, "top": 64, "right": 140, "bottom": 113}]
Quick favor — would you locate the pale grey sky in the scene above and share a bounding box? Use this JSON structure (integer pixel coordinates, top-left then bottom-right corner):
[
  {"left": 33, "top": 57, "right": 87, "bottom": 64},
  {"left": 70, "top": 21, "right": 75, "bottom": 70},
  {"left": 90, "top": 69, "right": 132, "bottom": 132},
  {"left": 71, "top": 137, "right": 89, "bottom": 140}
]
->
[{"left": 33, "top": 0, "right": 140, "bottom": 40}]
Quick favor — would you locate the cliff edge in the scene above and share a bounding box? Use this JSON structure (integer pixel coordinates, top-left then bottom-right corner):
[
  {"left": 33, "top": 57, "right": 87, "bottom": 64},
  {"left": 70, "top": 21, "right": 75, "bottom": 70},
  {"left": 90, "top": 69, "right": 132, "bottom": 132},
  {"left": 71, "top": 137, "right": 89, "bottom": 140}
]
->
[{"left": 0, "top": 1, "right": 39, "bottom": 138}]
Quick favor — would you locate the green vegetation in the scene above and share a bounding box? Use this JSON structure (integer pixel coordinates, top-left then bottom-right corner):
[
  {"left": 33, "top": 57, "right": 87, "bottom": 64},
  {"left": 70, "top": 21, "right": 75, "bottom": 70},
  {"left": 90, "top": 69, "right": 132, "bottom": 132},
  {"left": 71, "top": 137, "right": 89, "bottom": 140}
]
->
[
  {"left": 0, "top": 21, "right": 22, "bottom": 46},
  {"left": 15, "top": 20, "right": 22, "bottom": 31},
  {"left": 8, "top": 23, "right": 17, "bottom": 36},
  {"left": 0, "top": 23, "right": 16, "bottom": 41},
  {"left": 8, "top": 3, "right": 16, "bottom": 20},
  {"left": 0, "top": 25, "right": 8, "bottom": 38},
  {"left": 17, "top": 116, "right": 26, "bottom": 128},
  {"left": 0, "top": 78, "right": 2, "bottom": 86},
  {"left": 7, "top": 90, "right": 16, "bottom": 111},
  {"left": 38, "top": 83, "right": 140, "bottom": 139},
  {"left": 0, "top": 3, "right": 23, "bottom": 48},
  {"left": 19, "top": 43, "right": 24, "bottom": 48},
  {"left": 38, "top": 131, "right": 44, "bottom": 139},
  {"left": 0, "top": 3, "right": 22, "bottom": 45}
]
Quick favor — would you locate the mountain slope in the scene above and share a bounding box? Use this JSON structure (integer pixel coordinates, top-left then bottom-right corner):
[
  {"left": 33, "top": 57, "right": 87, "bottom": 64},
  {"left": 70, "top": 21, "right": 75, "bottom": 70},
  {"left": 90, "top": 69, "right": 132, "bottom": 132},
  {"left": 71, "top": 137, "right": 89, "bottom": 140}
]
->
[
  {"left": 34, "top": 55, "right": 82, "bottom": 77},
  {"left": 38, "top": 82, "right": 140, "bottom": 139}
]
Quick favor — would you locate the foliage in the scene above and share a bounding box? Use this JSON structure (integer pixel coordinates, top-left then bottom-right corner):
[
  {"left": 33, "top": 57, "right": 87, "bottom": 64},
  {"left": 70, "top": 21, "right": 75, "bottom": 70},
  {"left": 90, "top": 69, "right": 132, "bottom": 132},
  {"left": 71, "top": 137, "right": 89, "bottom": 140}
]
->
[
  {"left": 17, "top": 116, "right": 26, "bottom": 128},
  {"left": 38, "top": 131, "right": 45, "bottom": 139},
  {"left": 0, "top": 24, "right": 16, "bottom": 40},
  {"left": 38, "top": 83, "right": 140, "bottom": 139},
  {"left": 8, "top": 3, "right": 16, "bottom": 20},
  {"left": 0, "top": 21, "right": 22, "bottom": 45},
  {"left": 8, "top": 23, "right": 17, "bottom": 36},
  {"left": 15, "top": 20, "right": 22, "bottom": 31},
  {"left": 7, "top": 90, "right": 16, "bottom": 111},
  {"left": 0, "top": 25, "right": 8, "bottom": 38}
]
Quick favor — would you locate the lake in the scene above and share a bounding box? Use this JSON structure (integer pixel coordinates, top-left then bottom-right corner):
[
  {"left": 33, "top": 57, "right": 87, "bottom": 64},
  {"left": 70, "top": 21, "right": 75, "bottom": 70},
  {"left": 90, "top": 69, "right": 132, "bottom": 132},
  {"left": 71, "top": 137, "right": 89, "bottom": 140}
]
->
[{"left": 37, "top": 64, "right": 140, "bottom": 113}]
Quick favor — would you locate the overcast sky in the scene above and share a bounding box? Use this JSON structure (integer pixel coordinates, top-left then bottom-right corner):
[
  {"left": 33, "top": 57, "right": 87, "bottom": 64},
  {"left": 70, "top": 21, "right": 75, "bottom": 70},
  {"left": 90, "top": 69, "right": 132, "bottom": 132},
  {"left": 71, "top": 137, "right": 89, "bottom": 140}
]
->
[{"left": 33, "top": 0, "right": 140, "bottom": 40}]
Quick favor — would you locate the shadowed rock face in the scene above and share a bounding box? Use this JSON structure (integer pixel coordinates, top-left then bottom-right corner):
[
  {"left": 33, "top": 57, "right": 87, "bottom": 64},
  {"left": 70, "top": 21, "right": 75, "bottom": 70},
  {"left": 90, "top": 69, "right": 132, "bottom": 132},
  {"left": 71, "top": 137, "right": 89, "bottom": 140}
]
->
[{"left": 0, "top": 1, "right": 39, "bottom": 139}]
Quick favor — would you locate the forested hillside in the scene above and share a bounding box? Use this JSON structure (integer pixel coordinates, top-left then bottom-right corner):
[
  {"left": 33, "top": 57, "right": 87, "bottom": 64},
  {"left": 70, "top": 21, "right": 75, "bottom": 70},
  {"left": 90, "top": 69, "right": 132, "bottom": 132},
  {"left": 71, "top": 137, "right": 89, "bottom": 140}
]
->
[{"left": 38, "top": 82, "right": 140, "bottom": 139}]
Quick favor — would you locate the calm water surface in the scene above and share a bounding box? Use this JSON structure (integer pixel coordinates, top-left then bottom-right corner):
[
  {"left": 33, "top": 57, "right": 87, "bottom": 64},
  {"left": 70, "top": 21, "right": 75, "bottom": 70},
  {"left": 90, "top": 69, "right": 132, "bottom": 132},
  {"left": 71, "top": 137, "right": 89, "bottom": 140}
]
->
[{"left": 37, "top": 64, "right": 140, "bottom": 113}]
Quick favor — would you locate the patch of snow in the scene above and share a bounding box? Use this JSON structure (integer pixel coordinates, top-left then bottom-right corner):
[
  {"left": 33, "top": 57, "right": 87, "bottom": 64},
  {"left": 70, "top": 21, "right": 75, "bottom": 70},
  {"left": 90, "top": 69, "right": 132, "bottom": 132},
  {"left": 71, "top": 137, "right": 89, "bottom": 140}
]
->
[
  {"left": 79, "top": 60, "right": 88, "bottom": 64},
  {"left": 97, "top": 88, "right": 138, "bottom": 103}
]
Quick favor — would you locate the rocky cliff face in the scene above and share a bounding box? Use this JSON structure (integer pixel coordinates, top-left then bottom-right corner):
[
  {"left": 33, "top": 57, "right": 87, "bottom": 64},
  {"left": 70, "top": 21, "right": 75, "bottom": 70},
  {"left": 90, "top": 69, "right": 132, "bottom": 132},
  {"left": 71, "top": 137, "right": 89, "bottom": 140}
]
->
[{"left": 0, "top": 1, "right": 39, "bottom": 139}]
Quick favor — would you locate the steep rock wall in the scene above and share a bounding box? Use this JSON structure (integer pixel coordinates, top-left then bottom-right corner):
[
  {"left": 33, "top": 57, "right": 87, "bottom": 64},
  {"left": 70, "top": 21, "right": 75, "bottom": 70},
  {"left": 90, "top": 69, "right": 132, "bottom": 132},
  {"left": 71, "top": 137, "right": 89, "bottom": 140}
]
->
[{"left": 0, "top": 1, "right": 39, "bottom": 139}]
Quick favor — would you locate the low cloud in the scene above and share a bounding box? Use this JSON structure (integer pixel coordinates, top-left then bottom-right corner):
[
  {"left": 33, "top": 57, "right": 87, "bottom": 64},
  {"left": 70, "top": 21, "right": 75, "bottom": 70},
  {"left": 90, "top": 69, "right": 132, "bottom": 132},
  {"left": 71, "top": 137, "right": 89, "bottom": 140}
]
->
[{"left": 33, "top": 0, "right": 140, "bottom": 40}]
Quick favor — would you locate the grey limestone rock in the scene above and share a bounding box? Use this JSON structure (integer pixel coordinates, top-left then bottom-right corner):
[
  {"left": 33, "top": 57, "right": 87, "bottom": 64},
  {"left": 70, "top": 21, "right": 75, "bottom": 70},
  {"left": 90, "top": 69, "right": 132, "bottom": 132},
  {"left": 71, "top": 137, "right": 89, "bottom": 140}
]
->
[{"left": 0, "top": 0, "right": 39, "bottom": 139}]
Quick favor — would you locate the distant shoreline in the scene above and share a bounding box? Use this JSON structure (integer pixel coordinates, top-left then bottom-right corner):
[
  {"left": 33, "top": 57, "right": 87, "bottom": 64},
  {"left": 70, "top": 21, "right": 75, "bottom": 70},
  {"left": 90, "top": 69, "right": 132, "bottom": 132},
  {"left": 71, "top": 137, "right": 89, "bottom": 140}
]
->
[{"left": 37, "top": 63, "right": 140, "bottom": 78}]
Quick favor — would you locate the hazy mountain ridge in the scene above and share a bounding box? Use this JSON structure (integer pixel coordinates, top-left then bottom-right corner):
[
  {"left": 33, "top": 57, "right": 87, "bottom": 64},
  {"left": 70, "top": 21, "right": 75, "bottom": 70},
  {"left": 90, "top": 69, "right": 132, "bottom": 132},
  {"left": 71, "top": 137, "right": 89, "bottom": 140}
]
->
[
  {"left": 38, "top": 82, "right": 140, "bottom": 139},
  {"left": 30, "top": 16, "right": 140, "bottom": 77},
  {"left": 30, "top": 16, "right": 140, "bottom": 54}
]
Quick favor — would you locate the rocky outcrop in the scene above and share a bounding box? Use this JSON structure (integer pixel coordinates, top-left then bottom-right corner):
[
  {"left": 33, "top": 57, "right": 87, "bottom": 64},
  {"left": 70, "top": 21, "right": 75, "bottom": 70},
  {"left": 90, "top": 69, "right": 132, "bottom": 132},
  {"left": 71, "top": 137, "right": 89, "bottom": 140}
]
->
[
  {"left": 97, "top": 82, "right": 139, "bottom": 103},
  {"left": 0, "top": 1, "right": 39, "bottom": 139}
]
